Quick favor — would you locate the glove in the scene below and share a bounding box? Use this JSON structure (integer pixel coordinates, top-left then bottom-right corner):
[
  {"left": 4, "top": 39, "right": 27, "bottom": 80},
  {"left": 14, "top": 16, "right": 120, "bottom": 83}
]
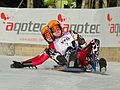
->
[
  {"left": 10, "top": 61, "right": 24, "bottom": 68},
  {"left": 45, "top": 48, "right": 55, "bottom": 56}
]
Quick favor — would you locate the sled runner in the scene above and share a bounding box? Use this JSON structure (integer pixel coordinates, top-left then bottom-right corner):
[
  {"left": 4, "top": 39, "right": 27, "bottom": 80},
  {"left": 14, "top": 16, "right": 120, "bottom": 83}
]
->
[
  {"left": 11, "top": 58, "right": 107, "bottom": 74},
  {"left": 50, "top": 57, "right": 107, "bottom": 74},
  {"left": 55, "top": 66, "right": 86, "bottom": 72}
]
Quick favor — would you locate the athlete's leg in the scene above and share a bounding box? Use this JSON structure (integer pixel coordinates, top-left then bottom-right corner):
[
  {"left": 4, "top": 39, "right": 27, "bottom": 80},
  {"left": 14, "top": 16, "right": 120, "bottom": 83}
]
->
[{"left": 10, "top": 49, "right": 49, "bottom": 68}]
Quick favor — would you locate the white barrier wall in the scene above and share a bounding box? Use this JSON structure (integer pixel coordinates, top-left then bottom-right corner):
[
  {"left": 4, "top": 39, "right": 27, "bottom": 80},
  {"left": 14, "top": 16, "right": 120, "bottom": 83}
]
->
[{"left": 0, "top": 7, "right": 120, "bottom": 47}]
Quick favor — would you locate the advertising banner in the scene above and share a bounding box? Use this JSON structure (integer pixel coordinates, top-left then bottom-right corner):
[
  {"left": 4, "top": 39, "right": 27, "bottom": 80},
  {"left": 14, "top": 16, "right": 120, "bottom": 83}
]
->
[{"left": 0, "top": 7, "right": 120, "bottom": 47}]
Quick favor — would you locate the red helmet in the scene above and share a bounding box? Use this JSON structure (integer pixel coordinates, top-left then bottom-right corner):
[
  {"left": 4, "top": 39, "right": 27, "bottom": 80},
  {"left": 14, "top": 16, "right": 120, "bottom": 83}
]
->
[
  {"left": 41, "top": 26, "right": 54, "bottom": 43},
  {"left": 47, "top": 20, "right": 62, "bottom": 38}
]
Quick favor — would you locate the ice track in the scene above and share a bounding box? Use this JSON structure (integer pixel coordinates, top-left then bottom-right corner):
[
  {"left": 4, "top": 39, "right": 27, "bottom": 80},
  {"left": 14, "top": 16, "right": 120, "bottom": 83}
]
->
[{"left": 0, "top": 55, "right": 120, "bottom": 90}]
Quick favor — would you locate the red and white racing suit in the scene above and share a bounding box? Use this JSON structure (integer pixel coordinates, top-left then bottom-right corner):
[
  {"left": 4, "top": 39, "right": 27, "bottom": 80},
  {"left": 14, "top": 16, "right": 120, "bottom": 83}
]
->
[{"left": 22, "top": 32, "right": 76, "bottom": 66}]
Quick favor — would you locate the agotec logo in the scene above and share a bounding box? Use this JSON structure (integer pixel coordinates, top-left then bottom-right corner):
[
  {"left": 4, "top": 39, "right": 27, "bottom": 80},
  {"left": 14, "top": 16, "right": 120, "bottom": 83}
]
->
[
  {"left": 0, "top": 11, "right": 46, "bottom": 34},
  {"left": 107, "top": 13, "right": 120, "bottom": 36},
  {"left": 0, "top": 12, "right": 100, "bottom": 35},
  {"left": 57, "top": 13, "right": 100, "bottom": 35}
]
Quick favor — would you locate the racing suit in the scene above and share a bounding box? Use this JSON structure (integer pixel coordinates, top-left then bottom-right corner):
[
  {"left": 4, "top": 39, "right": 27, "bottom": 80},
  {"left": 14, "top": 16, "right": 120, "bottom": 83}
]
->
[{"left": 10, "top": 31, "right": 79, "bottom": 68}]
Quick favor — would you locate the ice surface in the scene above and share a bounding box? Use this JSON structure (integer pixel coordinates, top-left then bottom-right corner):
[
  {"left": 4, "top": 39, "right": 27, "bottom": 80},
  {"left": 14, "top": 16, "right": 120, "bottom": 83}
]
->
[{"left": 0, "top": 55, "right": 120, "bottom": 90}]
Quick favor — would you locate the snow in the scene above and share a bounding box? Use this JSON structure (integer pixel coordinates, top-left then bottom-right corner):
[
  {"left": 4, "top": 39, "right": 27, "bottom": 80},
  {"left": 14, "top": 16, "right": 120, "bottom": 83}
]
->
[{"left": 0, "top": 55, "right": 120, "bottom": 90}]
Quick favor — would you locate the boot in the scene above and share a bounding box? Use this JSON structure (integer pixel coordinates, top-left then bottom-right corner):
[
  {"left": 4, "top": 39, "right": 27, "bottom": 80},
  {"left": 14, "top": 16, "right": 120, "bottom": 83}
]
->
[
  {"left": 10, "top": 61, "right": 37, "bottom": 69},
  {"left": 22, "top": 62, "right": 37, "bottom": 69},
  {"left": 10, "top": 61, "right": 24, "bottom": 68},
  {"left": 99, "top": 58, "right": 107, "bottom": 73}
]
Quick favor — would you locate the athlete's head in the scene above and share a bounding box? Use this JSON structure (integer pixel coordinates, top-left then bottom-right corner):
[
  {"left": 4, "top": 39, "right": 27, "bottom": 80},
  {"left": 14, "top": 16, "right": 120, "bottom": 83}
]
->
[
  {"left": 47, "top": 20, "right": 62, "bottom": 38},
  {"left": 41, "top": 26, "right": 54, "bottom": 43}
]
